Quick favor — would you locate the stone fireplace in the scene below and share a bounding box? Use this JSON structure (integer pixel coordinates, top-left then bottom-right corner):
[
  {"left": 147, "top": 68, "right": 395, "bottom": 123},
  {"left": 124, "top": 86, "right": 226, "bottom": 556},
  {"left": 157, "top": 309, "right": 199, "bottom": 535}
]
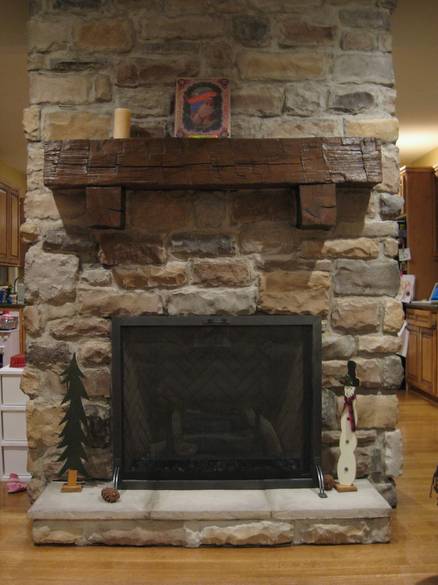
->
[{"left": 23, "top": 0, "right": 403, "bottom": 515}]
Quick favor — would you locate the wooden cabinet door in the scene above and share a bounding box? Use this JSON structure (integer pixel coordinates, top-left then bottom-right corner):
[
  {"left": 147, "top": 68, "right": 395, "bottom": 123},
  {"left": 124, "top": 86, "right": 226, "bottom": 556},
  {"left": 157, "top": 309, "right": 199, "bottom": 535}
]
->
[
  {"left": 8, "top": 190, "right": 19, "bottom": 263},
  {"left": 418, "top": 326, "right": 436, "bottom": 395},
  {"left": 0, "top": 183, "right": 21, "bottom": 266},
  {"left": 406, "top": 324, "right": 419, "bottom": 386},
  {"left": 0, "top": 188, "right": 7, "bottom": 260}
]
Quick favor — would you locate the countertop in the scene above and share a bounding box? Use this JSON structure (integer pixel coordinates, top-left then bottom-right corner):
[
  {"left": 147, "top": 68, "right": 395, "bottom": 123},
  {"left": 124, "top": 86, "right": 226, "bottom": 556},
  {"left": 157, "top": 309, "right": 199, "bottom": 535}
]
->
[{"left": 405, "top": 301, "right": 438, "bottom": 311}]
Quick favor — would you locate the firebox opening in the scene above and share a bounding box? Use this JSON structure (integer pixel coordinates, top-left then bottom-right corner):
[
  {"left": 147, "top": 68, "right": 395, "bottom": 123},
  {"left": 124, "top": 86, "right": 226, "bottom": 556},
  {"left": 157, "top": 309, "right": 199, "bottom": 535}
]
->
[{"left": 112, "top": 315, "right": 321, "bottom": 489}]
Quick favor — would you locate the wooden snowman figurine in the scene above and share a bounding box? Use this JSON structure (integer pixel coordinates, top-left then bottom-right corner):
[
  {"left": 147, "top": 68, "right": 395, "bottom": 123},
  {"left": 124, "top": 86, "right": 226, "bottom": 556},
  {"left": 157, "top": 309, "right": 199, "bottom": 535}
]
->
[{"left": 335, "top": 360, "right": 359, "bottom": 492}]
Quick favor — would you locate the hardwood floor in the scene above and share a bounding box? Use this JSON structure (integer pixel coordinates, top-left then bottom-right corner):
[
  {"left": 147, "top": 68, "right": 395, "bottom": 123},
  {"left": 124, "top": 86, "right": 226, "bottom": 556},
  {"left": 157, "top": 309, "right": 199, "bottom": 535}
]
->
[{"left": 1, "top": 391, "right": 437, "bottom": 585}]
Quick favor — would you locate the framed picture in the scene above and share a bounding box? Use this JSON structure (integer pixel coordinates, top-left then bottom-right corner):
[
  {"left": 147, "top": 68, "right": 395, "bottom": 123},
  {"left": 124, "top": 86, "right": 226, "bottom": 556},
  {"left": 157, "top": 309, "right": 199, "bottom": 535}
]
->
[
  {"left": 174, "top": 78, "right": 230, "bottom": 138},
  {"left": 397, "top": 274, "right": 416, "bottom": 303}
]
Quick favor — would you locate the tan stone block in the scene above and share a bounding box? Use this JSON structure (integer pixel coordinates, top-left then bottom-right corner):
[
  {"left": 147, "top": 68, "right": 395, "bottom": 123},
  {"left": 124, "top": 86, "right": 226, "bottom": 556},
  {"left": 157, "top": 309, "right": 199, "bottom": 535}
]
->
[
  {"left": 344, "top": 118, "right": 399, "bottom": 143},
  {"left": 232, "top": 86, "right": 284, "bottom": 117},
  {"left": 337, "top": 394, "right": 399, "bottom": 429},
  {"left": 140, "top": 16, "right": 224, "bottom": 40},
  {"left": 25, "top": 246, "right": 79, "bottom": 304},
  {"left": 334, "top": 54, "right": 394, "bottom": 84},
  {"left": 383, "top": 298, "right": 404, "bottom": 333},
  {"left": 28, "top": 18, "right": 70, "bottom": 52},
  {"left": 238, "top": 52, "right": 328, "bottom": 81},
  {"left": 285, "top": 83, "right": 327, "bottom": 117},
  {"left": 355, "top": 358, "right": 382, "bottom": 388},
  {"left": 74, "top": 18, "right": 134, "bottom": 52},
  {"left": 261, "top": 117, "right": 342, "bottom": 139},
  {"left": 167, "top": 287, "right": 257, "bottom": 316},
  {"left": 322, "top": 334, "right": 355, "bottom": 360},
  {"left": 27, "top": 401, "right": 64, "bottom": 449},
  {"left": 20, "top": 221, "right": 40, "bottom": 243},
  {"left": 299, "top": 238, "right": 379, "bottom": 259},
  {"left": 23, "top": 106, "right": 40, "bottom": 141},
  {"left": 80, "top": 268, "right": 112, "bottom": 287},
  {"left": 279, "top": 21, "right": 336, "bottom": 46},
  {"left": 25, "top": 190, "right": 60, "bottom": 221},
  {"left": 24, "top": 305, "right": 44, "bottom": 337},
  {"left": 82, "top": 367, "right": 111, "bottom": 398},
  {"left": 30, "top": 73, "right": 91, "bottom": 105},
  {"left": 78, "top": 340, "right": 111, "bottom": 367},
  {"left": 42, "top": 111, "right": 111, "bottom": 140},
  {"left": 376, "top": 144, "right": 400, "bottom": 193},
  {"left": 358, "top": 335, "right": 402, "bottom": 354},
  {"left": 203, "top": 41, "right": 235, "bottom": 75},
  {"left": 383, "top": 238, "right": 399, "bottom": 258},
  {"left": 341, "top": 31, "right": 377, "bottom": 51},
  {"left": 128, "top": 192, "right": 193, "bottom": 232},
  {"left": 114, "top": 86, "right": 172, "bottom": 117},
  {"left": 50, "top": 317, "right": 110, "bottom": 340},
  {"left": 20, "top": 367, "right": 42, "bottom": 398},
  {"left": 322, "top": 360, "right": 346, "bottom": 388},
  {"left": 331, "top": 298, "right": 381, "bottom": 333},
  {"left": 78, "top": 286, "right": 163, "bottom": 317},
  {"left": 191, "top": 259, "right": 254, "bottom": 287},
  {"left": 259, "top": 271, "right": 330, "bottom": 316},
  {"left": 117, "top": 57, "right": 200, "bottom": 86},
  {"left": 113, "top": 263, "right": 188, "bottom": 289},
  {"left": 94, "top": 75, "right": 112, "bottom": 102},
  {"left": 98, "top": 233, "right": 166, "bottom": 266}
]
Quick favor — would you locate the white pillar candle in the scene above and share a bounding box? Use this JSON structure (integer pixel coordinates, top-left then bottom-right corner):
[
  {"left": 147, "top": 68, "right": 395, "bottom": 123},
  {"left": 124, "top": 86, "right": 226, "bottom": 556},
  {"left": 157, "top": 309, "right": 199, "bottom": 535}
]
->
[{"left": 113, "top": 108, "right": 131, "bottom": 139}]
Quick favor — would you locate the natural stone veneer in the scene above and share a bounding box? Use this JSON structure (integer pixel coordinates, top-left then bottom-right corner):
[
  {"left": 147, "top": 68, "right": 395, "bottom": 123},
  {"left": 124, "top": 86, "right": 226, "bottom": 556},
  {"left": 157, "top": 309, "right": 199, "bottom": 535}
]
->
[{"left": 24, "top": 0, "right": 402, "bottom": 507}]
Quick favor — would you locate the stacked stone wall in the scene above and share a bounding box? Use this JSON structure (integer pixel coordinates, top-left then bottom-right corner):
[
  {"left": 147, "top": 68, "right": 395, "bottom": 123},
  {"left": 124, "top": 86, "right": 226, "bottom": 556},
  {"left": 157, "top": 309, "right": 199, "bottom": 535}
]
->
[{"left": 23, "top": 0, "right": 402, "bottom": 501}]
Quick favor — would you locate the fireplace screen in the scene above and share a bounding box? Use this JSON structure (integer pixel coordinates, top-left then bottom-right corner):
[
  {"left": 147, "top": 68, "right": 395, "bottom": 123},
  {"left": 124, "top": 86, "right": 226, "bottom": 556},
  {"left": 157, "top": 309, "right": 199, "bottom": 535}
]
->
[{"left": 112, "top": 316, "right": 321, "bottom": 489}]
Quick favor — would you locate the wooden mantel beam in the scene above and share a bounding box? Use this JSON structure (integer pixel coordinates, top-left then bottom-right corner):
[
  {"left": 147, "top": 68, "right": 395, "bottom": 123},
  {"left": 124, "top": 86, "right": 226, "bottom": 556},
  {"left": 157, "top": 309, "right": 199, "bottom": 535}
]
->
[{"left": 44, "top": 137, "right": 382, "bottom": 229}]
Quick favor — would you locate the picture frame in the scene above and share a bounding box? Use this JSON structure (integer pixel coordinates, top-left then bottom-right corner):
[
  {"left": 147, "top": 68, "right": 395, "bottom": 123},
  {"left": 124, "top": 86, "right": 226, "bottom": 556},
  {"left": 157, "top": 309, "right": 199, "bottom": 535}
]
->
[{"left": 174, "top": 78, "right": 230, "bottom": 138}]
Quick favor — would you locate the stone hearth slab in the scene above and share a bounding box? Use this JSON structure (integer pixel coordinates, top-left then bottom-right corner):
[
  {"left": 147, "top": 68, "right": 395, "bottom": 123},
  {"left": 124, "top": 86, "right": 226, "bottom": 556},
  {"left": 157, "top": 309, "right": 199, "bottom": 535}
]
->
[{"left": 29, "top": 480, "right": 391, "bottom": 547}]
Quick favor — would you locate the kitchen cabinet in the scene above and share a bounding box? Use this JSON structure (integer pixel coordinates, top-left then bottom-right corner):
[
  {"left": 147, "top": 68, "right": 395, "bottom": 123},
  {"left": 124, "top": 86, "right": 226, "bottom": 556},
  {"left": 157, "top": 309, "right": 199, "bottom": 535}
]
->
[
  {"left": 0, "top": 182, "right": 21, "bottom": 267},
  {"left": 406, "top": 306, "right": 438, "bottom": 399},
  {"left": 399, "top": 167, "right": 438, "bottom": 300}
]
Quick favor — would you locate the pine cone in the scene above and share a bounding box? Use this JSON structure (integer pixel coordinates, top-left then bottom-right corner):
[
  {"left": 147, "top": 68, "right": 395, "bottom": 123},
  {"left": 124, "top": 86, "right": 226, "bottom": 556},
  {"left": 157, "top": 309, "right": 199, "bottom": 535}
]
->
[
  {"left": 101, "top": 487, "right": 120, "bottom": 503},
  {"left": 323, "top": 474, "right": 335, "bottom": 491}
]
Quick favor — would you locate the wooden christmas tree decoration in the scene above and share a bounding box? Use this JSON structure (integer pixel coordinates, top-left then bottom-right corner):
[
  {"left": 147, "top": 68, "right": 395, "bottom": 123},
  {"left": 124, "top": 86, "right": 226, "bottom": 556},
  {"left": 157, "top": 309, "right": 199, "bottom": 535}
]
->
[
  {"left": 57, "top": 354, "right": 89, "bottom": 493},
  {"left": 335, "top": 360, "right": 359, "bottom": 493}
]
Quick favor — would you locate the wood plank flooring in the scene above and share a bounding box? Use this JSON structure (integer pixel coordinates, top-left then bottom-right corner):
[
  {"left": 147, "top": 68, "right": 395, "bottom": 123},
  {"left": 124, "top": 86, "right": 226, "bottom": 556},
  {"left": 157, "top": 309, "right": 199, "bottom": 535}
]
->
[{"left": 1, "top": 391, "right": 437, "bottom": 585}]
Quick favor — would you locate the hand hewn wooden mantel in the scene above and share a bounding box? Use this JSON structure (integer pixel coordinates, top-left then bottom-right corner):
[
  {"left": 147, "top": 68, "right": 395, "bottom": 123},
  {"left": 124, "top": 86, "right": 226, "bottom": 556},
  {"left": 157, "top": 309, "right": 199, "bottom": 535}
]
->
[{"left": 44, "top": 137, "right": 382, "bottom": 230}]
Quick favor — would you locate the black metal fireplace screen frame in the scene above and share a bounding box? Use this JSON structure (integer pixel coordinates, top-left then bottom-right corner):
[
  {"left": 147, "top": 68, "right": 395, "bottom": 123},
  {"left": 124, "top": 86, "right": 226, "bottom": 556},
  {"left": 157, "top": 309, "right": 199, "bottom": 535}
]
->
[{"left": 111, "top": 315, "right": 322, "bottom": 489}]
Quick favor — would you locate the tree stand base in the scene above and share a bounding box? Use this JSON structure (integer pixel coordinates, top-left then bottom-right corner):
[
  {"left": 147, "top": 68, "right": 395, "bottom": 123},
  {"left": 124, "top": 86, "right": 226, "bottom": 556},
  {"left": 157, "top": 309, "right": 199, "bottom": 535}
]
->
[{"left": 334, "top": 482, "right": 358, "bottom": 493}]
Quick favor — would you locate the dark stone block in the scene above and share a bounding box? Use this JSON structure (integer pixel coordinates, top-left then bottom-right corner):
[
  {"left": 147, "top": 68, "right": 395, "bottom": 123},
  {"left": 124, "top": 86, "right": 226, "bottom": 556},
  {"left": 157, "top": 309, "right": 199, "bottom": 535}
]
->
[
  {"left": 232, "top": 15, "right": 270, "bottom": 47},
  {"left": 334, "top": 259, "right": 400, "bottom": 296},
  {"left": 170, "top": 233, "right": 237, "bottom": 259}
]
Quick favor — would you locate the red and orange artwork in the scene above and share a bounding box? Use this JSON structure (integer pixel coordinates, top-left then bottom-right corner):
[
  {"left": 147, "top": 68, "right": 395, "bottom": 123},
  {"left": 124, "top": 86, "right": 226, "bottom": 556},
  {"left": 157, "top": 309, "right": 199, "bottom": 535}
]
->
[{"left": 174, "top": 79, "right": 230, "bottom": 138}]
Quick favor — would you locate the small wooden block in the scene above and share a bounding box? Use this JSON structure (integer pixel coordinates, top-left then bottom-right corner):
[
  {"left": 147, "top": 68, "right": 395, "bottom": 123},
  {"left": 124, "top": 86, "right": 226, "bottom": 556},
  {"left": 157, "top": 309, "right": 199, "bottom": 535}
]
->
[
  {"left": 61, "top": 484, "right": 83, "bottom": 493},
  {"left": 334, "top": 482, "right": 358, "bottom": 493},
  {"left": 61, "top": 469, "right": 83, "bottom": 493},
  {"left": 298, "top": 184, "right": 337, "bottom": 229}
]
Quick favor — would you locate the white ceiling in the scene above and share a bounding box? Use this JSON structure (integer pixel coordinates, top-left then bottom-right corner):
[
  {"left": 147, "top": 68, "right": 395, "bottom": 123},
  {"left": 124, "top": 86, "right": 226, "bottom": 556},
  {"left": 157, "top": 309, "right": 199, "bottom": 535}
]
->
[
  {"left": 0, "top": 1, "right": 437, "bottom": 173},
  {"left": 393, "top": 0, "right": 438, "bottom": 165}
]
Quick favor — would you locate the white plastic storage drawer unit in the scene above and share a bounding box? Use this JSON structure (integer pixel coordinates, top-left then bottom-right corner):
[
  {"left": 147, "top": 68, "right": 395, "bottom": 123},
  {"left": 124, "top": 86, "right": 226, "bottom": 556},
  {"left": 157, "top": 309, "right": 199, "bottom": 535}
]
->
[{"left": 0, "top": 367, "right": 29, "bottom": 481}]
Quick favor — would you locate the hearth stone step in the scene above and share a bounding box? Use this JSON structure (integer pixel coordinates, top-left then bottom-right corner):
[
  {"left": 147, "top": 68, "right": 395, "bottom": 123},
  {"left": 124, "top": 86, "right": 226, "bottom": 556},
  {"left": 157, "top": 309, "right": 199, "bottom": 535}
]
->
[{"left": 28, "top": 479, "right": 391, "bottom": 547}]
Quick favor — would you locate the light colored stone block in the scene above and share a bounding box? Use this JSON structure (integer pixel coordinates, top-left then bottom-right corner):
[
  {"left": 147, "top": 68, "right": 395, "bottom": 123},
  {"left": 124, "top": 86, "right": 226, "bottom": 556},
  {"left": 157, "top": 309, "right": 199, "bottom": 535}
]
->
[
  {"left": 150, "top": 489, "right": 271, "bottom": 520},
  {"left": 266, "top": 479, "right": 390, "bottom": 520},
  {"left": 28, "top": 483, "right": 154, "bottom": 520}
]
